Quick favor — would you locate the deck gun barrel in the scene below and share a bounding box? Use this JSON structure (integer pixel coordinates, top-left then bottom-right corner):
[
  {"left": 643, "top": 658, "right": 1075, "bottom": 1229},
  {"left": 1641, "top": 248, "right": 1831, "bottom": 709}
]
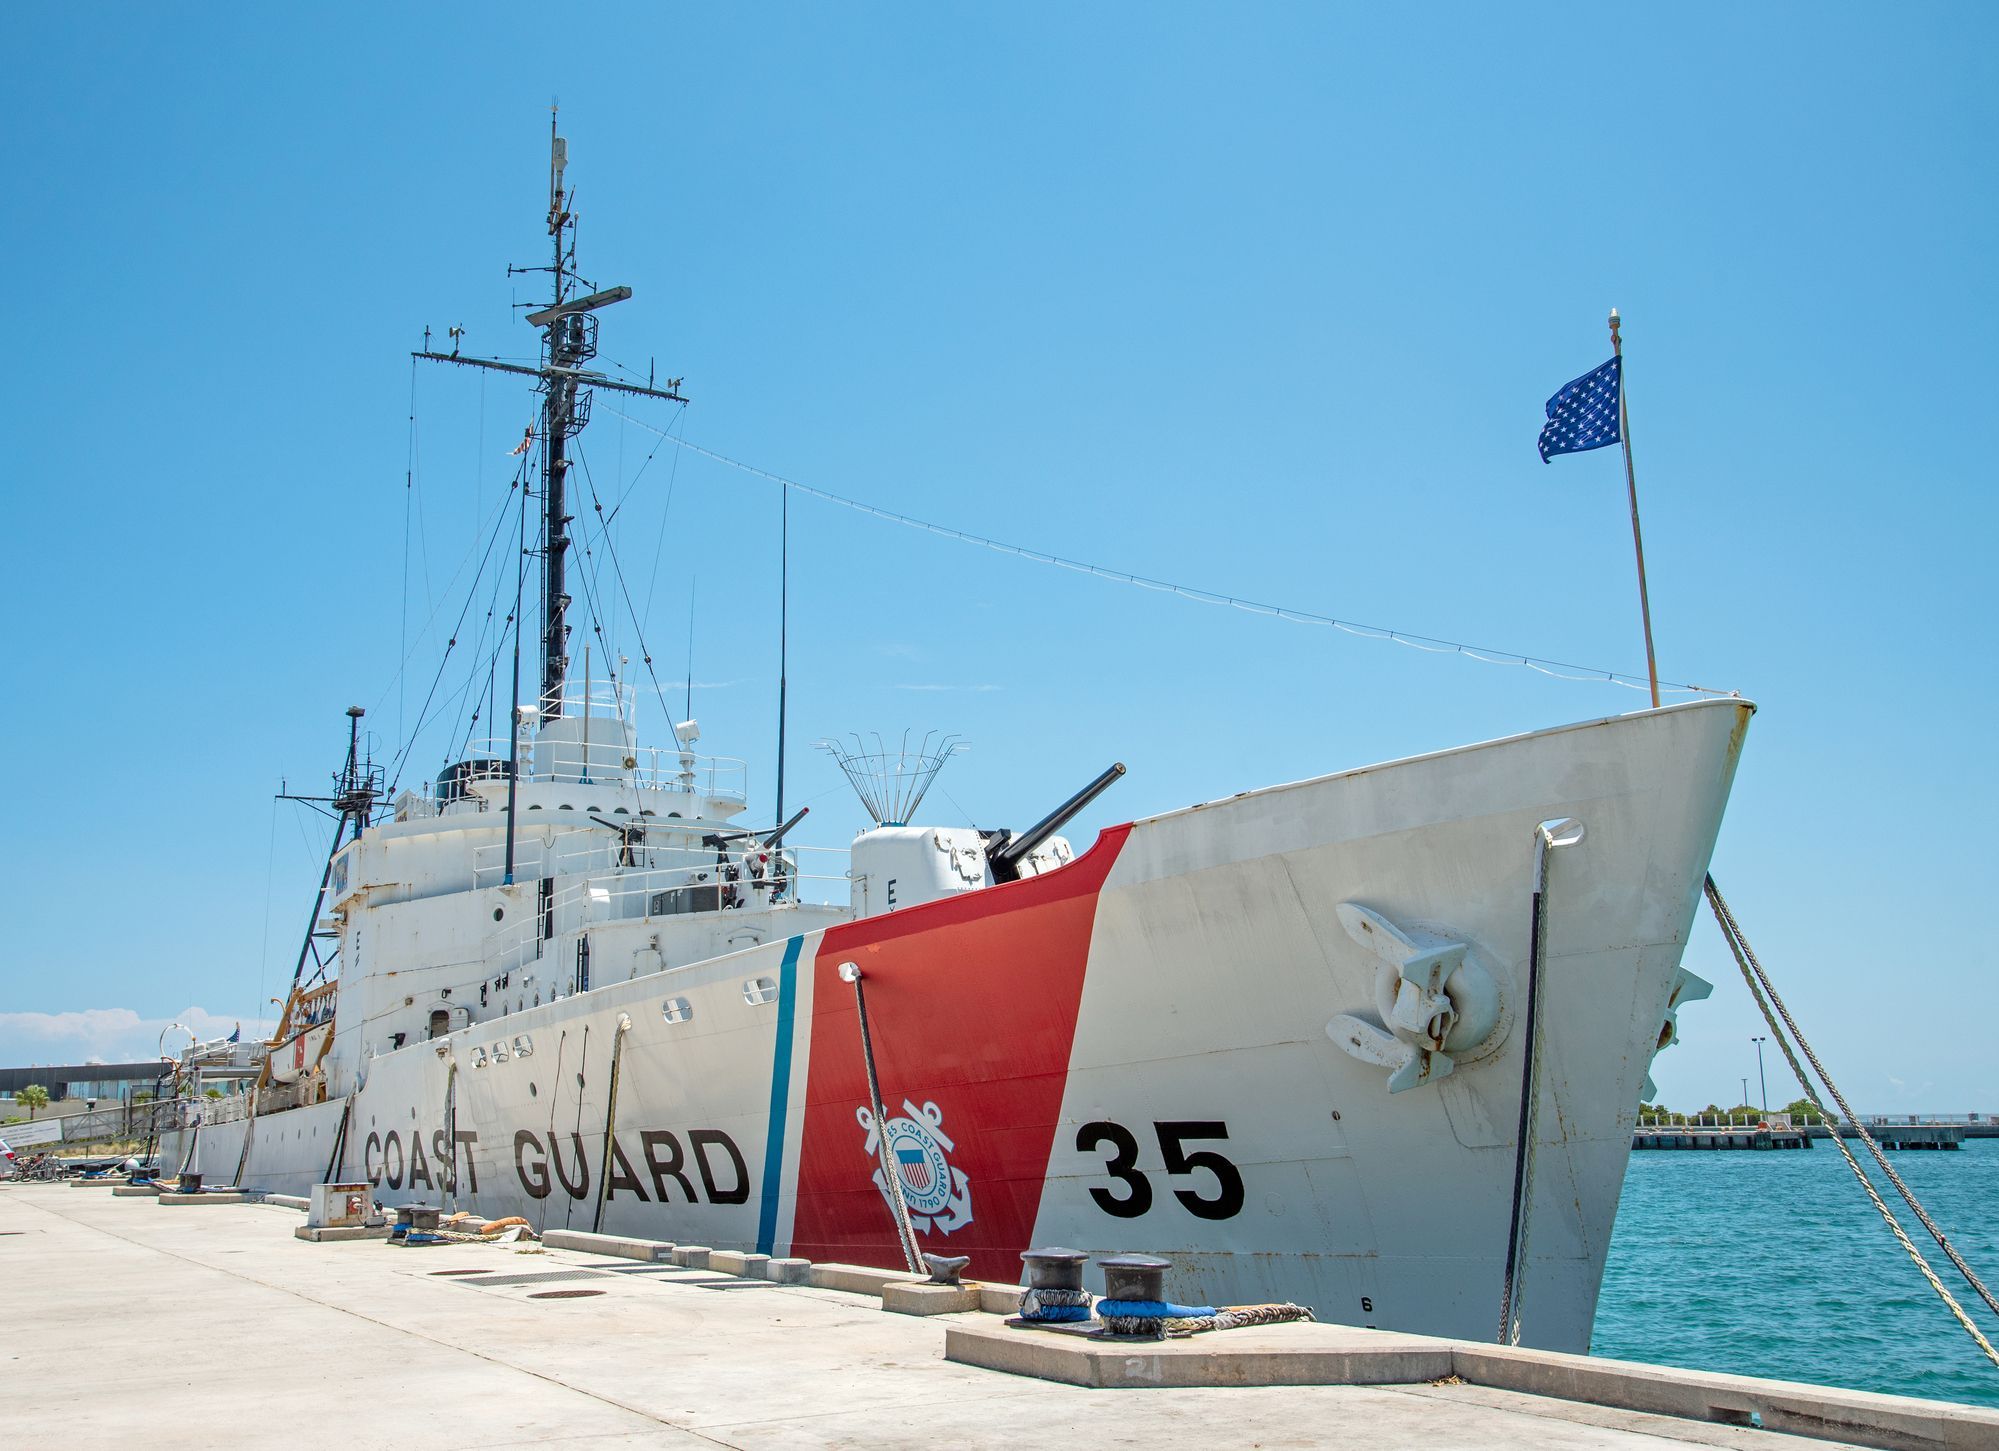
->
[
  {"left": 987, "top": 762, "right": 1126, "bottom": 882},
  {"left": 764, "top": 806, "right": 810, "bottom": 848}
]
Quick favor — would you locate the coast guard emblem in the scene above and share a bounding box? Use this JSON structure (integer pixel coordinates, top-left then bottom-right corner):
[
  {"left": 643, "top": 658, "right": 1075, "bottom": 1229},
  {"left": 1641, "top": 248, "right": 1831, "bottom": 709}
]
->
[{"left": 856, "top": 1099, "right": 973, "bottom": 1235}]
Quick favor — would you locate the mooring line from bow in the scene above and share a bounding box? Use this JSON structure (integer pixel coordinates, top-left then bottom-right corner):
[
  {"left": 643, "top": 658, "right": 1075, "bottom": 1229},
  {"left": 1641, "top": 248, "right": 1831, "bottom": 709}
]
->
[
  {"left": 841, "top": 962, "right": 922, "bottom": 1273},
  {"left": 1705, "top": 876, "right": 1999, "bottom": 1371}
]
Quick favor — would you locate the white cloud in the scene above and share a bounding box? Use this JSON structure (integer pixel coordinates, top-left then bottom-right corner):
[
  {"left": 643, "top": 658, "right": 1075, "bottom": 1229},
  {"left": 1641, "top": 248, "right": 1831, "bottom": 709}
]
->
[{"left": 0, "top": 1007, "right": 277, "bottom": 1066}]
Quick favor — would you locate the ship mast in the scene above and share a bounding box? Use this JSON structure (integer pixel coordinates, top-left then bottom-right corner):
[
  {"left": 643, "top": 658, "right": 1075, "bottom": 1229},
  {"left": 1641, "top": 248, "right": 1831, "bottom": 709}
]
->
[
  {"left": 539, "top": 113, "right": 575, "bottom": 721},
  {"left": 276, "top": 706, "right": 381, "bottom": 996},
  {"left": 415, "top": 110, "right": 687, "bottom": 725}
]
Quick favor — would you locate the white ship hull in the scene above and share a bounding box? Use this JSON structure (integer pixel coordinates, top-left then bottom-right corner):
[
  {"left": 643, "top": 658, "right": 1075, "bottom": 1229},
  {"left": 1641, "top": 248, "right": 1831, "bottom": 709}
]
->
[{"left": 167, "top": 699, "right": 1749, "bottom": 1352}]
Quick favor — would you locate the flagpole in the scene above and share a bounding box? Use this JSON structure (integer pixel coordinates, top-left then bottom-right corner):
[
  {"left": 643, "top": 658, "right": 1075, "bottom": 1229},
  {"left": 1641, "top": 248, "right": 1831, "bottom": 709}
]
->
[{"left": 1609, "top": 308, "right": 1661, "bottom": 708}]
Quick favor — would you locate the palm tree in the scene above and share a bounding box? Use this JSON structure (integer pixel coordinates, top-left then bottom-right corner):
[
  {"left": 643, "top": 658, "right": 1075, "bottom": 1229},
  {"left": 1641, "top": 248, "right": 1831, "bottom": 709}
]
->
[{"left": 16, "top": 1084, "right": 49, "bottom": 1120}]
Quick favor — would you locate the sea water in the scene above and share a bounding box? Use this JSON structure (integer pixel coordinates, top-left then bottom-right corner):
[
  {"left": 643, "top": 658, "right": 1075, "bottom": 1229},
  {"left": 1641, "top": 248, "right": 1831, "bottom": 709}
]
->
[{"left": 1594, "top": 1135, "right": 1999, "bottom": 1408}]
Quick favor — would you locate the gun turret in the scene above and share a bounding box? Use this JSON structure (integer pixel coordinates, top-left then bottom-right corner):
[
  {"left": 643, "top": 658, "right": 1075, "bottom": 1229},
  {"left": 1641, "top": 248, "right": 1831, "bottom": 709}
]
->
[{"left": 986, "top": 762, "right": 1126, "bottom": 883}]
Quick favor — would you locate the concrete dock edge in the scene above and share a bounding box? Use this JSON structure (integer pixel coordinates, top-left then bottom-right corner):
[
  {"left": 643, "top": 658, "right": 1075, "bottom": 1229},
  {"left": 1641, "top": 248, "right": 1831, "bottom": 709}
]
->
[
  {"left": 1455, "top": 1344, "right": 1997, "bottom": 1451},
  {"left": 543, "top": 1228, "right": 674, "bottom": 1261},
  {"left": 945, "top": 1322, "right": 1999, "bottom": 1451},
  {"left": 807, "top": 1261, "right": 926, "bottom": 1296}
]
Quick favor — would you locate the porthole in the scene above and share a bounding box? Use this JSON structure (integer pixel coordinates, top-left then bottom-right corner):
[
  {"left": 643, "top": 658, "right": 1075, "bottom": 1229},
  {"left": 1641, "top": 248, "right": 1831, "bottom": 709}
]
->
[
  {"left": 471, "top": 1047, "right": 488, "bottom": 1069},
  {"left": 743, "top": 976, "right": 780, "bottom": 1006},
  {"left": 493, "top": 907, "right": 505, "bottom": 922},
  {"left": 492, "top": 1041, "right": 510, "bottom": 1063},
  {"left": 513, "top": 1034, "right": 534, "bottom": 1058},
  {"left": 661, "top": 997, "right": 693, "bottom": 1024}
]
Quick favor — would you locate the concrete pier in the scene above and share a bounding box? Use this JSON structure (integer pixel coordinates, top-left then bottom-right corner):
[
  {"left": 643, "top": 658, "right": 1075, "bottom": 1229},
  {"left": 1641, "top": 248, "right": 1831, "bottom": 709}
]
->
[{"left": 4, "top": 1182, "right": 1993, "bottom": 1451}]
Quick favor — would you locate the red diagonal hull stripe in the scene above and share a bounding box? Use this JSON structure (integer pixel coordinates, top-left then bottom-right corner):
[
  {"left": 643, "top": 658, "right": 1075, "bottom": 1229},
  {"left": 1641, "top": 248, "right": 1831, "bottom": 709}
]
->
[{"left": 789, "top": 824, "right": 1131, "bottom": 1279}]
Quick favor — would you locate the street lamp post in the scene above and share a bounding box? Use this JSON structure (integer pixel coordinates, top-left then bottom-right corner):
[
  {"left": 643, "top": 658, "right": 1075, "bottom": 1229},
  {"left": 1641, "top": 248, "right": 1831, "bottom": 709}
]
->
[{"left": 1752, "top": 1036, "right": 1770, "bottom": 1112}]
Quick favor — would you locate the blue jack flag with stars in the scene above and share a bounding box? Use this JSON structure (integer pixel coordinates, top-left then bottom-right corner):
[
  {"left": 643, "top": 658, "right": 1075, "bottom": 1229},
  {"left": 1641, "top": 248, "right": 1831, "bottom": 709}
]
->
[{"left": 1537, "top": 355, "right": 1621, "bottom": 463}]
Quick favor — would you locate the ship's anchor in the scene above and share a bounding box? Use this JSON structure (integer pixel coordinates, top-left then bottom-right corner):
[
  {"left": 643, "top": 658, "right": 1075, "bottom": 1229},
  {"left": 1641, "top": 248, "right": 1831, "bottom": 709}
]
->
[
  {"left": 1641, "top": 964, "right": 1712, "bottom": 1102},
  {"left": 1327, "top": 903, "right": 1503, "bottom": 1093}
]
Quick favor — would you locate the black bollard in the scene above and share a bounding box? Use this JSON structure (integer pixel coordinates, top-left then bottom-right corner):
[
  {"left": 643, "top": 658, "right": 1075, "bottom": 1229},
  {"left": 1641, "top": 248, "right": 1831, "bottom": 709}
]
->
[
  {"left": 1097, "top": 1253, "right": 1174, "bottom": 1339},
  {"left": 1018, "top": 1246, "right": 1093, "bottom": 1324}
]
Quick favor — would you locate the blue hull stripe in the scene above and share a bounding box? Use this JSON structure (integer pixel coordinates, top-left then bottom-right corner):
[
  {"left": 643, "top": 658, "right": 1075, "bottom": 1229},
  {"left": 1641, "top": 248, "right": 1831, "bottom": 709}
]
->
[{"left": 755, "top": 935, "right": 804, "bottom": 1256}]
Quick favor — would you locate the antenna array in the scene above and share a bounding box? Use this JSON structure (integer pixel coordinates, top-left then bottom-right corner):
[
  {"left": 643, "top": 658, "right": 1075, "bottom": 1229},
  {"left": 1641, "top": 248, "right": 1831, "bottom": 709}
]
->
[{"left": 817, "top": 732, "right": 967, "bottom": 827}]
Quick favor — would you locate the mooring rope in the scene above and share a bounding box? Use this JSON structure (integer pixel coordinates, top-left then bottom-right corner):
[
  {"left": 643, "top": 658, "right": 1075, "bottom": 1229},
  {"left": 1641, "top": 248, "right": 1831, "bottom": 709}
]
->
[
  {"left": 1705, "top": 875, "right": 1999, "bottom": 1370},
  {"left": 231, "top": 1085, "right": 261, "bottom": 1190},
  {"left": 591, "top": 1013, "right": 632, "bottom": 1234},
  {"left": 443, "top": 1059, "right": 460, "bottom": 1215},
  {"left": 322, "top": 1092, "right": 355, "bottom": 1184},
  {"left": 845, "top": 965, "right": 923, "bottom": 1273},
  {"left": 1165, "top": 1303, "right": 1316, "bottom": 1336}
]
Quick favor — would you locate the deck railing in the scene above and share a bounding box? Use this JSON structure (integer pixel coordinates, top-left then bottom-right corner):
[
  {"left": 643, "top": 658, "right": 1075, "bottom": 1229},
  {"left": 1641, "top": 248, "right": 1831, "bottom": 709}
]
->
[
  {"left": 478, "top": 843, "right": 852, "bottom": 976},
  {"left": 418, "top": 736, "right": 749, "bottom": 801}
]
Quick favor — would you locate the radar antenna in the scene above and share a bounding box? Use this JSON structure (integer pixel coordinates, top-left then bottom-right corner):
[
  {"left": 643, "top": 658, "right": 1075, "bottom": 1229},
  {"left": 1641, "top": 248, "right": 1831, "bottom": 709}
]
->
[{"left": 817, "top": 732, "right": 967, "bottom": 828}]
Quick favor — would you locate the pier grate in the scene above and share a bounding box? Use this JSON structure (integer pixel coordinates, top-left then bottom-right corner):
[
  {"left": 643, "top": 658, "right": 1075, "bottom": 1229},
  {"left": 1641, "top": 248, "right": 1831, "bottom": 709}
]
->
[
  {"left": 670, "top": 1275, "right": 784, "bottom": 1292},
  {"left": 460, "top": 1268, "right": 612, "bottom": 1288}
]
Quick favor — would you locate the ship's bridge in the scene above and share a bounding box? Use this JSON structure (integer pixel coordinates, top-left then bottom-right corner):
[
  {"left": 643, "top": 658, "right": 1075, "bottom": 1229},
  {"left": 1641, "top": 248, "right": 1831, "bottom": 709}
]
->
[
  {"left": 393, "top": 680, "right": 748, "bottom": 825},
  {"left": 353, "top": 680, "right": 851, "bottom": 975}
]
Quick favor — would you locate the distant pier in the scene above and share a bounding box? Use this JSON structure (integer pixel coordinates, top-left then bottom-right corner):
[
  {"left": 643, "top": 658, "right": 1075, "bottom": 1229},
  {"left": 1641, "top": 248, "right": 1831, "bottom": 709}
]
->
[
  {"left": 1633, "top": 1119, "right": 1973, "bottom": 1152},
  {"left": 1633, "top": 1125, "right": 1812, "bottom": 1151}
]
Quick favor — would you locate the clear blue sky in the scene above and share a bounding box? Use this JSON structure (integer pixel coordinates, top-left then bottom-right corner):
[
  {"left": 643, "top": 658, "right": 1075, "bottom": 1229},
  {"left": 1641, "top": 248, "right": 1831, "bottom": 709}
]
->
[{"left": 3, "top": 6, "right": 1992, "bottom": 1110}]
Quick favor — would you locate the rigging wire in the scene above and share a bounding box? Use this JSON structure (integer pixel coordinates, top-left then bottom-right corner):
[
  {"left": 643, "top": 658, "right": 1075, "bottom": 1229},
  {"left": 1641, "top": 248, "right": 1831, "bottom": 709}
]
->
[
  {"left": 401, "top": 358, "right": 417, "bottom": 743},
  {"left": 602, "top": 389, "right": 681, "bottom": 529},
  {"left": 436, "top": 534, "right": 515, "bottom": 769},
  {"left": 456, "top": 640, "right": 506, "bottom": 763},
  {"left": 413, "top": 376, "right": 434, "bottom": 619},
  {"left": 385, "top": 464, "right": 528, "bottom": 794},
  {"left": 604, "top": 405, "right": 1733, "bottom": 698},
  {"left": 256, "top": 795, "right": 280, "bottom": 1023},
  {"left": 371, "top": 467, "right": 522, "bottom": 720},
  {"left": 572, "top": 436, "right": 687, "bottom": 736},
  {"left": 286, "top": 796, "right": 324, "bottom": 862},
  {"left": 573, "top": 442, "right": 621, "bottom": 675},
  {"left": 565, "top": 463, "right": 627, "bottom": 727},
  {"left": 433, "top": 439, "right": 523, "bottom": 760},
  {"left": 640, "top": 407, "right": 689, "bottom": 625}
]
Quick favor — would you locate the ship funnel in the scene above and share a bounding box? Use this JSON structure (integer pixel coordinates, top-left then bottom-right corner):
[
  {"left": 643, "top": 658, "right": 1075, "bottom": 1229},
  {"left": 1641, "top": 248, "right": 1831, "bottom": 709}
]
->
[{"left": 817, "top": 732, "right": 967, "bottom": 827}]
